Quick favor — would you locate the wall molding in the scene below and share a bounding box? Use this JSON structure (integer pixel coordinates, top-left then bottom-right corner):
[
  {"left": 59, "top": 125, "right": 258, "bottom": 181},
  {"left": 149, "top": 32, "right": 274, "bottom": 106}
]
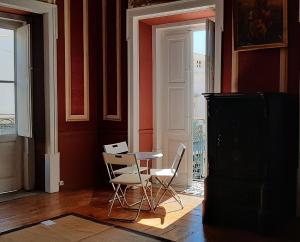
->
[
  {"left": 64, "top": 0, "right": 89, "bottom": 122},
  {"left": 279, "top": 48, "right": 288, "bottom": 92},
  {"left": 231, "top": 51, "right": 239, "bottom": 92},
  {"left": 102, "top": 0, "right": 122, "bottom": 121}
]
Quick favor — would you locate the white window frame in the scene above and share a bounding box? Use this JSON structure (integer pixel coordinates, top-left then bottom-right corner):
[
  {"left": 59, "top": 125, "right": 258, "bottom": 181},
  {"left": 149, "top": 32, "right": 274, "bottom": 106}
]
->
[{"left": 0, "top": 0, "right": 59, "bottom": 193}]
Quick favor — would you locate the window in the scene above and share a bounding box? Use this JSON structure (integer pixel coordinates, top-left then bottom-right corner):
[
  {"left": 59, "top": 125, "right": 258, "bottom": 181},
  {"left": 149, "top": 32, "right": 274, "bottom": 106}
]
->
[{"left": 0, "top": 28, "right": 15, "bottom": 135}]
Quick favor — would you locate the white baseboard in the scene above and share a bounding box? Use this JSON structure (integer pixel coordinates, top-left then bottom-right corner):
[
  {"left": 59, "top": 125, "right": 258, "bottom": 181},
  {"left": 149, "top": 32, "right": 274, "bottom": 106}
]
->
[{"left": 45, "top": 152, "right": 60, "bottom": 193}]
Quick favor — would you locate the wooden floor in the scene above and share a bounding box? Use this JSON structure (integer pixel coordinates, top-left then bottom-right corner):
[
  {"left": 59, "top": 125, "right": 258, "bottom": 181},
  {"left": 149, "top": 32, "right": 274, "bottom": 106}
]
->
[{"left": 0, "top": 188, "right": 299, "bottom": 242}]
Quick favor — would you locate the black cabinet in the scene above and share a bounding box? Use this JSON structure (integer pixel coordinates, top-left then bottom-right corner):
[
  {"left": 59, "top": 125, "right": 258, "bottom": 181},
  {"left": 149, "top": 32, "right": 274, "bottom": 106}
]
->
[{"left": 202, "top": 93, "right": 298, "bottom": 232}]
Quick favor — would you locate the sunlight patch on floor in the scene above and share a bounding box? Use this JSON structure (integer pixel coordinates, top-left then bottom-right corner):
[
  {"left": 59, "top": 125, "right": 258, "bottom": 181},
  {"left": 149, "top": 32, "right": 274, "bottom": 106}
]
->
[{"left": 137, "top": 194, "right": 202, "bottom": 229}]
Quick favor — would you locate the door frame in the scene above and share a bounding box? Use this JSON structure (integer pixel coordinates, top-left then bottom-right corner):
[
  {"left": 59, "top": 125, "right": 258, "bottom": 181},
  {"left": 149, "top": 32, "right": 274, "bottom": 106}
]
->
[
  {"left": 0, "top": 0, "right": 59, "bottom": 193},
  {"left": 127, "top": 0, "right": 223, "bottom": 153}
]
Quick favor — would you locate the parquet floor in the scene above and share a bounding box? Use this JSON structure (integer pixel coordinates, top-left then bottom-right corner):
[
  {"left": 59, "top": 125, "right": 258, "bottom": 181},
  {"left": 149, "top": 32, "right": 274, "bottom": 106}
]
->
[{"left": 0, "top": 188, "right": 299, "bottom": 242}]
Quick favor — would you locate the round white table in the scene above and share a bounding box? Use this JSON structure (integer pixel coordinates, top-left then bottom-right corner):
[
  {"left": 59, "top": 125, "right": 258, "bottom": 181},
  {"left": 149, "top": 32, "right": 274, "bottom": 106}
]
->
[
  {"left": 134, "top": 151, "right": 163, "bottom": 160},
  {"left": 129, "top": 151, "right": 163, "bottom": 174}
]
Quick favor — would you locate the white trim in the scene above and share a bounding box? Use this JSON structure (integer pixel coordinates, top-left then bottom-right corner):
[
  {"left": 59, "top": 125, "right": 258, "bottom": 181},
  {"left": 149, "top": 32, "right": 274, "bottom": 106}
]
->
[
  {"left": 0, "top": 0, "right": 59, "bottom": 193},
  {"left": 64, "top": 0, "right": 89, "bottom": 122},
  {"left": 127, "top": 0, "right": 223, "bottom": 152}
]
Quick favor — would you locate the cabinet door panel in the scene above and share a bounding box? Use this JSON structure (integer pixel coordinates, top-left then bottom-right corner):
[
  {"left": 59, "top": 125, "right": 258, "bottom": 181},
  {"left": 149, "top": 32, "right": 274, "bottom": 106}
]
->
[{"left": 208, "top": 97, "right": 267, "bottom": 180}]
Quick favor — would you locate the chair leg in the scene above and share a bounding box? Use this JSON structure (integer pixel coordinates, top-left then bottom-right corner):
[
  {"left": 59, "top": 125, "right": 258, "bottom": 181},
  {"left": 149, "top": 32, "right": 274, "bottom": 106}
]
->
[
  {"left": 108, "top": 183, "right": 147, "bottom": 222},
  {"left": 120, "top": 186, "right": 140, "bottom": 207},
  {"left": 154, "top": 178, "right": 184, "bottom": 209},
  {"left": 142, "top": 181, "right": 155, "bottom": 213},
  {"left": 108, "top": 184, "right": 121, "bottom": 218},
  {"left": 168, "top": 185, "right": 184, "bottom": 208},
  {"left": 154, "top": 187, "right": 168, "bottom": 210},
  {"left": 109, "top": 184, "right": 125, "bottom": 207}
]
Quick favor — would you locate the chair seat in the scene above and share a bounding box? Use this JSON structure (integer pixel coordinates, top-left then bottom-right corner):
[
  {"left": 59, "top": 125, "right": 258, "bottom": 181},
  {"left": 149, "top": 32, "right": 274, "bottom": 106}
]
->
[
  {"left": 114, "top": 165, "right": 148, "bottom": 175},
  {"left": 150, "top": 168, "right": 176, "bottom": 177},
  {"left": 110, "top": 174, "right": 151, "bottom": 185}
]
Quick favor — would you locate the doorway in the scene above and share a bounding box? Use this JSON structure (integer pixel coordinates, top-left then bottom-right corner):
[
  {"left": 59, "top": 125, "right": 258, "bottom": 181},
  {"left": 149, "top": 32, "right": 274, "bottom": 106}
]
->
[
  {"left": 0, "top": 26, "right": 22, "bottom": 194},
  {"left": 127, "top": 0, "right": 223, "bottom": 193},
  {"left": 153, "top": 20, "right": 213, "bottom": 190},
  {"left": 0, "top": 16, "right": 35, "bottom": 195}
]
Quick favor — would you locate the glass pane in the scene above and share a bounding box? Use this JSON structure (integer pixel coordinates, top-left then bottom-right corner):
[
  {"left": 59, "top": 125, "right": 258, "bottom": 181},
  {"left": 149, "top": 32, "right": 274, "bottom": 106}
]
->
[
  {"left": 0, "top": 83, "right": 15, "bottom": 135},
  {"left": 0, "top": 28, "right": 14, "bottom": 81}
]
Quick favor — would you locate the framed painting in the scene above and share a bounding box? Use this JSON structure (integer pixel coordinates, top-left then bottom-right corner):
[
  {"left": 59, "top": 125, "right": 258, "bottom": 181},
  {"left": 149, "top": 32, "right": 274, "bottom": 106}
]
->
[{"left": 234, "top": 0, "right": 287, "bottom": 51}]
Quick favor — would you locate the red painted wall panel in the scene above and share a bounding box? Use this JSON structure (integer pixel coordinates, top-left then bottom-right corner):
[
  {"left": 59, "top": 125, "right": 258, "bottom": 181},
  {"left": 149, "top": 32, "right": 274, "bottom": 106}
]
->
[
  {"left": 105, "top": 0, "right": 118, "bottom": 115},
  {"left": 142, "top": 9, "right": 215, "bottom": 25},
  {"left": 70, "top": 0, "right": 85, "bottom": 115},
  {"left": 222, "top": 0, "right": 233, "bottom": 92},
  {"left": 238, "top": 49, "right": 280, "bottom": 92},
  {"left": 139, "top": 22, "right": 153, "bottom": 156}
]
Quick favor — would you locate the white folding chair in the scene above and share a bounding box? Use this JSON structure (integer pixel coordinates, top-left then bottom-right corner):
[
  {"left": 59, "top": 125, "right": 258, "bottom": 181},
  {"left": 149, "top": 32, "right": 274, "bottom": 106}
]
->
[
  {"left": 102, "top": 153, "right": 154, "bottom": 222},
  {"left": 103, "top": 141, "right": 149, "bottom": 207},
  {"left": 150, "top": 143, "right": 186, "bottom": 209},
  {"left": 103, "top": 141, "right": 148, "bottom": 175}
]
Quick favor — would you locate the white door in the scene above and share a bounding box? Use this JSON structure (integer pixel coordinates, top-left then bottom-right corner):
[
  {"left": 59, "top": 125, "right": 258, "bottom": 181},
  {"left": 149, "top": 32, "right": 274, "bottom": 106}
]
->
[
  {"left": 159, "top": 30, "right": 192, "bottom": 188},
  {"left": 0, "top": 23, "right": 32, "bottom": 193},
  {"left": 0, "top": 26, "right": 22, "bottom": 193}
]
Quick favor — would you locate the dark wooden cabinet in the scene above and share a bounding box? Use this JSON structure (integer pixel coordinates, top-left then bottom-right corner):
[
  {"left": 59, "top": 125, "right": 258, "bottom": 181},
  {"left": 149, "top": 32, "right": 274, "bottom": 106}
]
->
[{"left": 202, "top": 93, "right": 298, "bottom": 232}]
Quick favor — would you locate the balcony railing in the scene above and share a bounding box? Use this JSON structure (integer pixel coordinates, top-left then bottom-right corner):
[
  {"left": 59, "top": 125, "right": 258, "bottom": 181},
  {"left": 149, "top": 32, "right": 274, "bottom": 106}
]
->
[
  {"left": 0, "top": 115, "right": 15, "bottom": 135},
  {"left": 192, "top": 119, "right": 206, "bottom": 180}
]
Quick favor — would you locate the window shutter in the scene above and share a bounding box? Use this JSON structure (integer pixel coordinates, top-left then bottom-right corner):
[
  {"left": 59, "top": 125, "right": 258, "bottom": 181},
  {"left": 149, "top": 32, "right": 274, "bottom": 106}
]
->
[{"left": 16, "top": 24, "right": 32, "bottom": 138}]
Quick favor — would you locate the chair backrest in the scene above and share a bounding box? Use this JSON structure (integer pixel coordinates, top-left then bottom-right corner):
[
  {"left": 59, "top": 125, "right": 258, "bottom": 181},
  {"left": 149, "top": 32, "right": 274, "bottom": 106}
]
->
[
  {"left": 102, "top": 153, "right": 142, "bottom": 183},
  {"left": 171, "top": 143, "right": 186, "bottom": 172},
  {"left": 103, "top": 142, "right": 130, "bottom": 183},
  {"left": 103, "top": 141, "right": 128, "bottom": 154},
  {"left": 103, "top": 153, "right": 137, "bottom": 166}
]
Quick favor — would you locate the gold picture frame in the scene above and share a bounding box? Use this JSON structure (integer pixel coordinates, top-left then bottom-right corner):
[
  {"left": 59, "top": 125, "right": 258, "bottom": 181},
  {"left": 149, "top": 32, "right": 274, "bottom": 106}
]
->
[{"left": 234, "top": 0, "right": 288, "bottom": 51}]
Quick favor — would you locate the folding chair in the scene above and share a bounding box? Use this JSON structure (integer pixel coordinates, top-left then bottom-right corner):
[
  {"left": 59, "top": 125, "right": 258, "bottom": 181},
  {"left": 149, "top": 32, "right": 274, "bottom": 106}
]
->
[
  {"left": 150, "top": 143, "right": 186, "bottom": 210},
  {"left": 102, "top": 153, "right": 154, "bottom": 222},
  {"left": 103, "top": 142, "right": 149, "bottom": 207},
  {"left": 103, "top": 141, "right": 148, "bottom": 175}
]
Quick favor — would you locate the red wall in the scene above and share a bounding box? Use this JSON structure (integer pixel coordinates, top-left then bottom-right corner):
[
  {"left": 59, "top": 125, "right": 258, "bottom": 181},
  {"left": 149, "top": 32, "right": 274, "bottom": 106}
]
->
[
  {"left": 238, "top": 49, "right": 280, "bottom": 92},
  {"left": 222, "top": 0, "right": 300, "bottom": 95},
  {"left": 55, "top": 0, "right": 300, "bottom": 190},
  {"left": 139, "top": 22, "right": 153, "bottom": 161}
]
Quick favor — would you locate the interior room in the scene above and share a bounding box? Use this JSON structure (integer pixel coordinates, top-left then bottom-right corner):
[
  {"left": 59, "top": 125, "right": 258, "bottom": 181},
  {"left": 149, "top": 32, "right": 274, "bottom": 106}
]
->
[{"left": 0, "top": 0, "right": 300, "bottom": 241}]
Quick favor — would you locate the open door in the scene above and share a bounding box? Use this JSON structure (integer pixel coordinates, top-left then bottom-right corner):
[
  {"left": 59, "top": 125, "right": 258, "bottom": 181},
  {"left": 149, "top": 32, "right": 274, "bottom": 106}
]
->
[{"left": 159, "top": 29, "right": 193, "bottom": 188}]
